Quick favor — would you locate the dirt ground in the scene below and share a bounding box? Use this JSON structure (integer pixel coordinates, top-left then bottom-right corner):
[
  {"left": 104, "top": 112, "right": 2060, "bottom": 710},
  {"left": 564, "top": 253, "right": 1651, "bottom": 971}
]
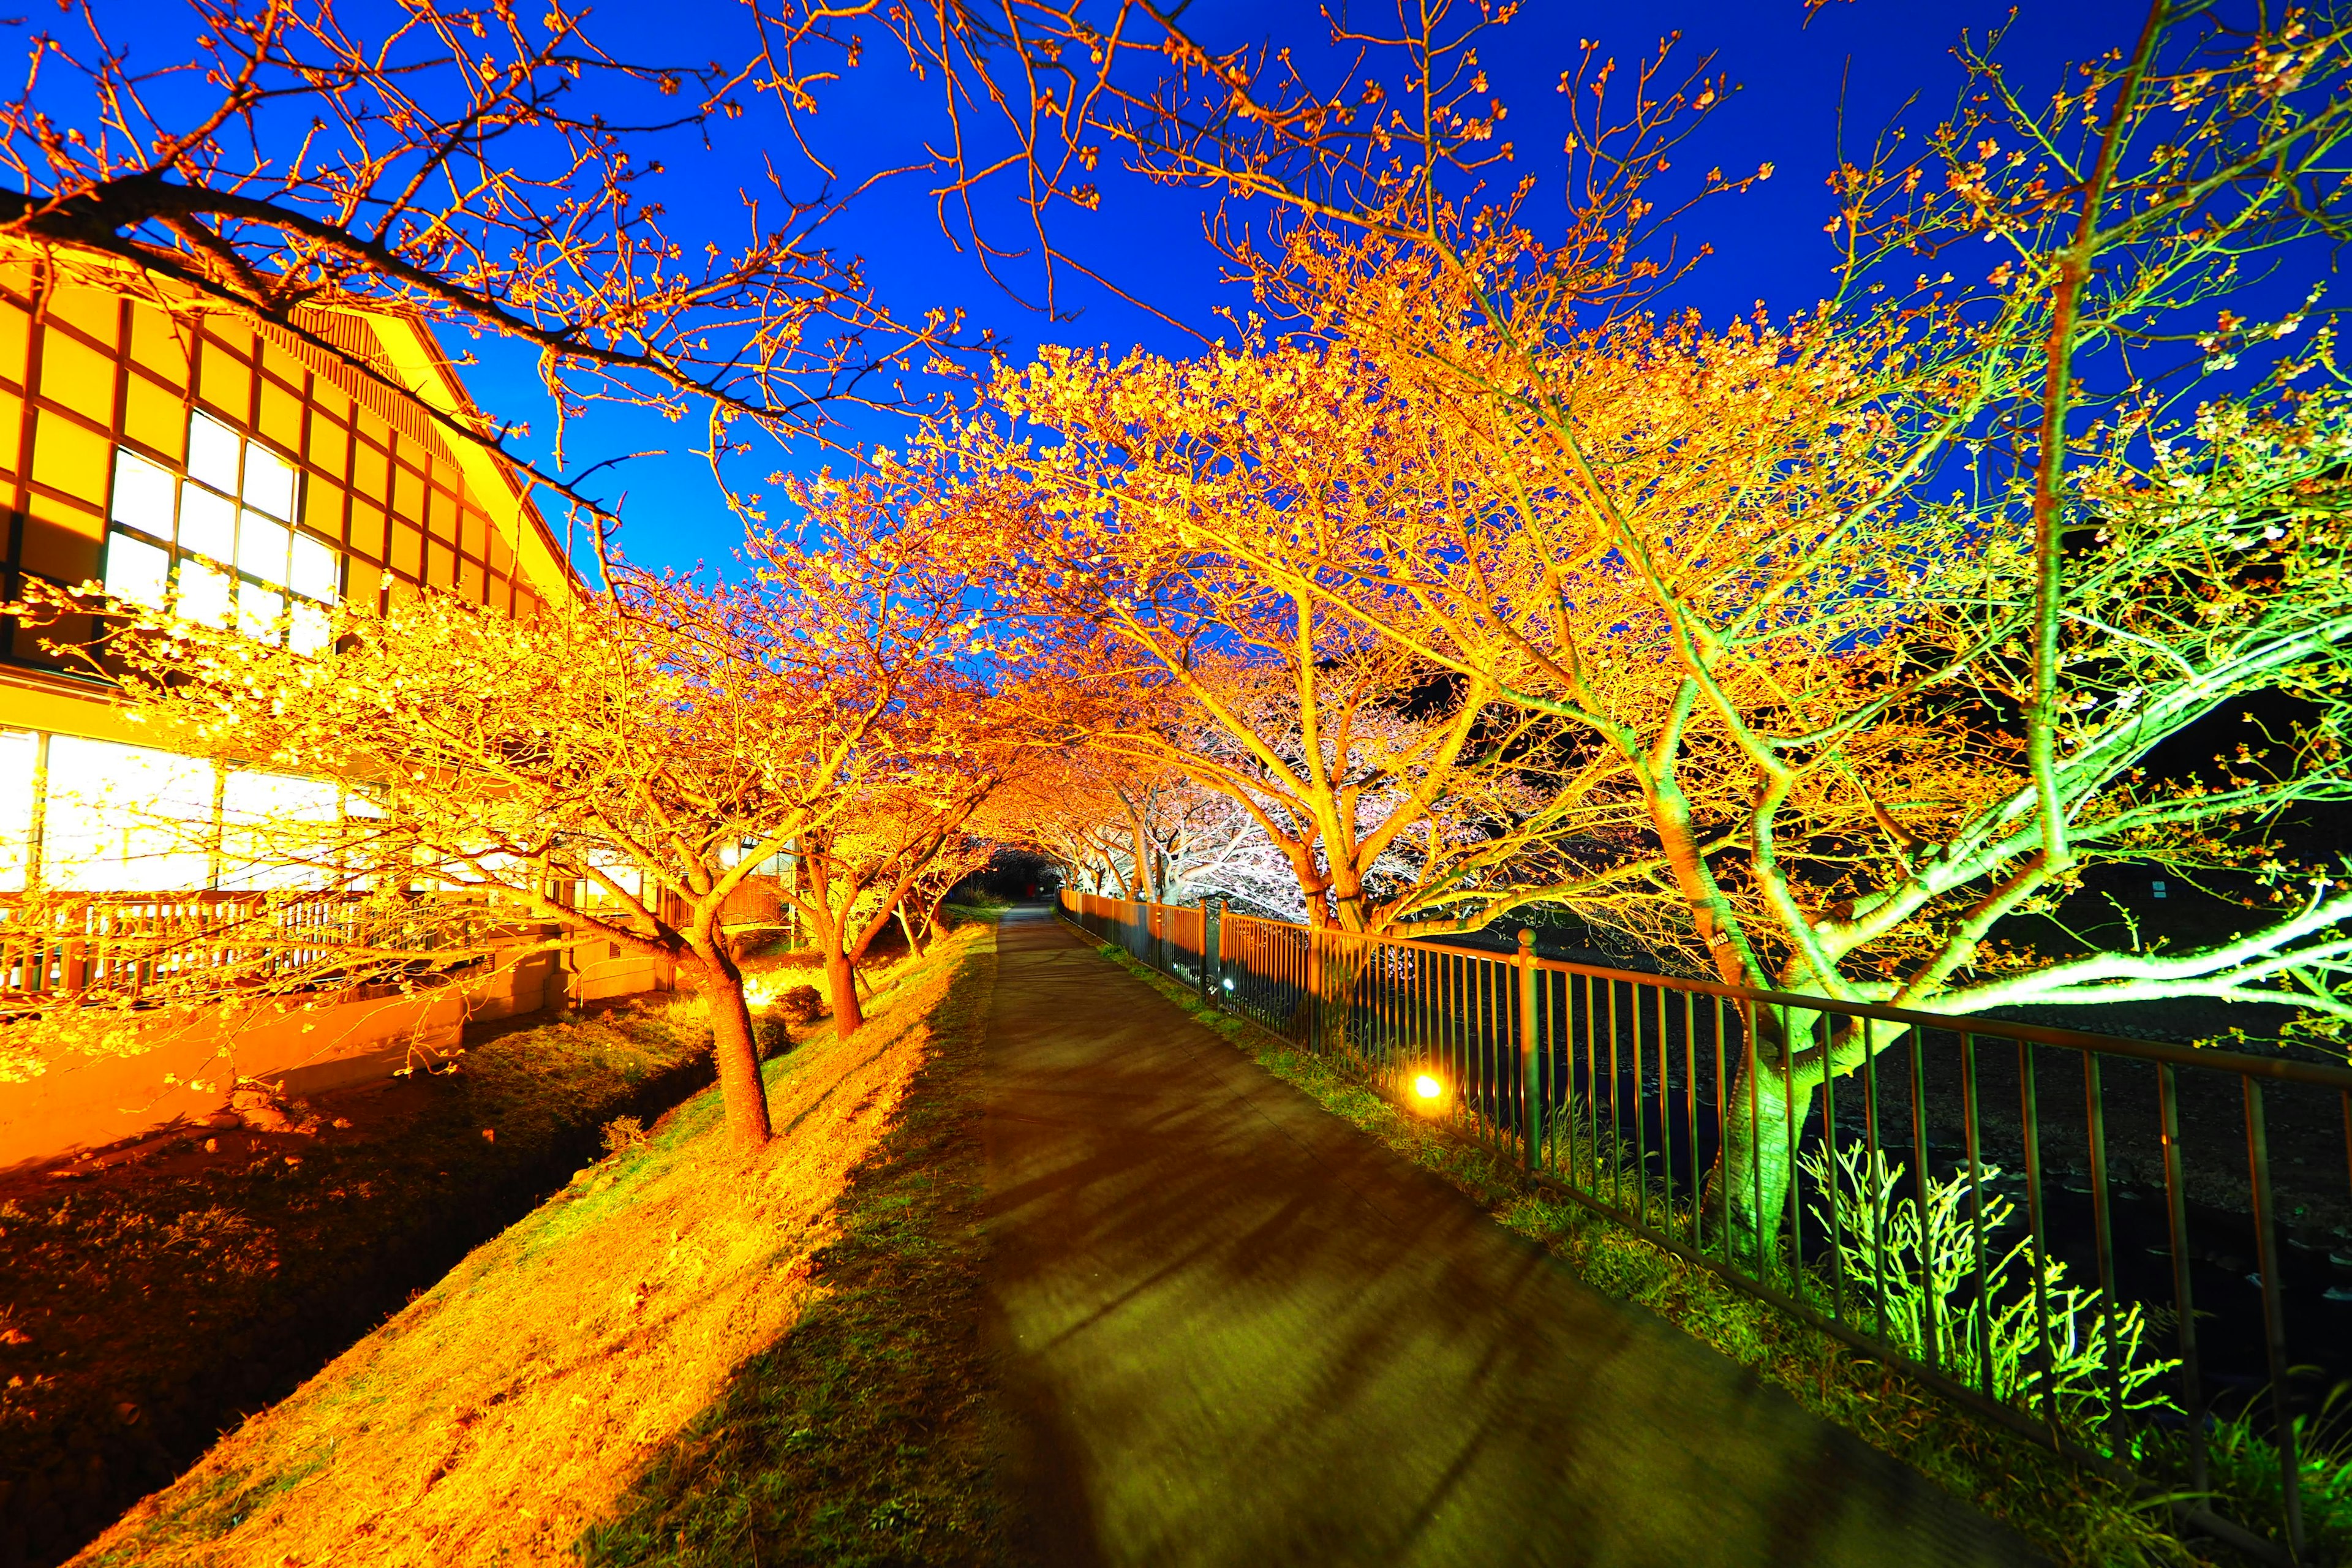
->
[{"left": 0, "top": 998, "right": 714, "bottom": 1568}]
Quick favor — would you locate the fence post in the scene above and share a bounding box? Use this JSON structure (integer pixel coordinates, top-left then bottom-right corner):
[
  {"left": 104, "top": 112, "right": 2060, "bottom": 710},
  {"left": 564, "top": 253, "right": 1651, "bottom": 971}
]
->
[
  {"left": 1199, "top": 896, "right": 1214, "bottom": 1005},
  {"left": 1307, "top": 923, "right": 1322, "bottom": 1054},
  {"left": 1518, "top": 928, "right": 1539, "bottom": 1175}
]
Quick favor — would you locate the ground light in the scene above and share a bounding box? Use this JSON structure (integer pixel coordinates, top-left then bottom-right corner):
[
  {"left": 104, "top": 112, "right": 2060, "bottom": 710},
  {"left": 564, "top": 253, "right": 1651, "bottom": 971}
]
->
[{"left": 1413, "top": 1073, "right": 1444, "bottom": 1102}]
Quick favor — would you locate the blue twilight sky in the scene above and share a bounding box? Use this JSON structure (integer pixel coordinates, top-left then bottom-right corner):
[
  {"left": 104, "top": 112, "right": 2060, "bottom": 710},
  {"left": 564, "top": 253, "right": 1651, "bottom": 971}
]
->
[{"left": 431, "top": 0, "right": 2152, "bottom": 576}]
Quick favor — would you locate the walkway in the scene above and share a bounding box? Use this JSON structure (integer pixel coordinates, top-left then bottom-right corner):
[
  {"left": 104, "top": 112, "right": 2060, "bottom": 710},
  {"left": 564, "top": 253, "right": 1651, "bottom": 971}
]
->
[{"left": 979, "top": 908, "right": 2044, "bottom": 1567}]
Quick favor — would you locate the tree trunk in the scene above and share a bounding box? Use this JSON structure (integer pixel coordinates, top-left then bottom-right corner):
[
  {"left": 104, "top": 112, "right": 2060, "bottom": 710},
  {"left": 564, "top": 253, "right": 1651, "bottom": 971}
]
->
[
  {"left": 823, "top": 944, "right": 865, "bottom": 1036},
  {"left": 895, "top": 901, "right": 927, "bottom": 957},
  {"left": 686, "top": 942, "right": 772, "bottom": 1150},
  {"left": 1702, "top": 1011, "right": 1820, "bottom": 1268}
]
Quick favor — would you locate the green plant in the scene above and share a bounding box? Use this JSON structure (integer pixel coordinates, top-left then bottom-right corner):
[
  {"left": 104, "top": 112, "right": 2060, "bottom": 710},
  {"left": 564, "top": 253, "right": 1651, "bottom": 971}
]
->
[
  {"left": 1797, "top": 1143, "right": 2176, "bottom": 1441},
  {"left": 2133, "top": 1382, "right": 2352, "bottom": 1566}
]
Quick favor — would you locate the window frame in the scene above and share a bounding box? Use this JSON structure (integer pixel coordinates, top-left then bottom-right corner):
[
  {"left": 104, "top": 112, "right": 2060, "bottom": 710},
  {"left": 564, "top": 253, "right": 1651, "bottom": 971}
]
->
[{"left": 103, "top": 409, "right": 345, "bottom": 649}]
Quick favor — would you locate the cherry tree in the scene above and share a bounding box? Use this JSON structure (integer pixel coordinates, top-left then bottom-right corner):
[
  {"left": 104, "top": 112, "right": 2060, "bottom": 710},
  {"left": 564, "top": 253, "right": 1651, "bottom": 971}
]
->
[{"left": 12, "top": 480, "right": 1017, "bottom": 1147}]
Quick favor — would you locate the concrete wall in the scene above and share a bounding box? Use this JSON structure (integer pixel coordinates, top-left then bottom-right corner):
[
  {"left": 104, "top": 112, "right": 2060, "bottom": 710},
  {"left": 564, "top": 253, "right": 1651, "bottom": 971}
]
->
[{"left": 0, "top": 942, "right": 671, "bottom": 1175}]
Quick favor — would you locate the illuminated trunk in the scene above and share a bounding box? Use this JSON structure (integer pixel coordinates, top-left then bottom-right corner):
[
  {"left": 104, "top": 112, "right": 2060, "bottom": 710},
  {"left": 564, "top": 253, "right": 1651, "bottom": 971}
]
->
[
  {"left": 1643, "top": 767, "right": 1814, "bottom": 1258},
  {"left": 823, "top": 945, "right": 865, "bottom": 1036},
  {"left": 1702, "top": 1004, "right": 1853, "bottom": 1268},
  {"left": 1703, "top": 1053, "right": 1812, "bottom": 1267},
  {"left": 685, "top": 935, "right": 772, "bottom": 1150}
]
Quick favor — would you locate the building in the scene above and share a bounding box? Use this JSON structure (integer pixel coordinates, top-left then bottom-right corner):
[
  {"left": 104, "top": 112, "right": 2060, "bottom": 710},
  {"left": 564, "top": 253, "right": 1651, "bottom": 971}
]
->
[{"left": 0, "top": 243, "right": 665, "bottom": 1171}]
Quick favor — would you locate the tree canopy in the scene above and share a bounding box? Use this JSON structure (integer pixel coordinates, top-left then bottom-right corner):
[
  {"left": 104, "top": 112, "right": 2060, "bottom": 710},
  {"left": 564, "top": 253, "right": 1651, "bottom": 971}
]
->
[{"left": 6, "top": 0, "right": 2350, "bottom": 1195}]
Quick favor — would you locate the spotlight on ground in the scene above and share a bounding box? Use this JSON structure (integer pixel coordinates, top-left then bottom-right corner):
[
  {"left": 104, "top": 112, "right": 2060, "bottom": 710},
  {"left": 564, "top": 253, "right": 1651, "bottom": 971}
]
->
[{"left": 1413, "top": 1073, "right": 1444, "bottom": 1101}]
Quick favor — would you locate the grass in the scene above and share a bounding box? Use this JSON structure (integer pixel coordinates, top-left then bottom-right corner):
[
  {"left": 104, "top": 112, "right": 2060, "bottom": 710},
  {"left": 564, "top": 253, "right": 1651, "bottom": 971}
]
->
[
  {"left": 1084, "top": 940, "right": 2309, "bottom": 1568},
  {"left": 64, "top": 921, "right": 1000, "bottom": 1568},
  {"left": 0, "top": 996, "right": 717, "bottom": 1567},
  {"left": 577, "top": 925, "right": 1006, "bottom": 1566}
]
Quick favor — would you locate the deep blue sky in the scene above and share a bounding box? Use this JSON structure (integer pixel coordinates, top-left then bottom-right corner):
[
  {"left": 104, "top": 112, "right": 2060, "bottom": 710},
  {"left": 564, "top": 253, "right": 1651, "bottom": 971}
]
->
[{"left": 439, "top": 0, "right": 2152, "bottom": 575}]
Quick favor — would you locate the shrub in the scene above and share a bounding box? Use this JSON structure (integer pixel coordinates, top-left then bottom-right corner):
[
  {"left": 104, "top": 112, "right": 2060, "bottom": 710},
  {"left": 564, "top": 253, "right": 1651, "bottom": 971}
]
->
[
  {"left": 1797, "top": 1143, "right": 2176, "bottom": 1441},
  {"left": 775, "top": 985, "right": 826, "bottom": 1025}
]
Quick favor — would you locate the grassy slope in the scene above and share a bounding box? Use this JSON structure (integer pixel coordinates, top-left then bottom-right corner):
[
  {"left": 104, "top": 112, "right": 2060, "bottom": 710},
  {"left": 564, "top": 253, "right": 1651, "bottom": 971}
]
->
[
  {"left": 72, "top": 923, "right": 1000, "bottom": 1568},
  {"left": 1, "top": 1001, "right": 714, "bottom": 1566},
  {"left": 578, "top": 927, "right": 1006, "bottom": 1567}
]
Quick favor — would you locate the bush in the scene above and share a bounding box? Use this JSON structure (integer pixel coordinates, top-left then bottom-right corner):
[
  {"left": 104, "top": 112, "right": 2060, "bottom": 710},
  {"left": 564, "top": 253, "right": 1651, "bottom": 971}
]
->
[{"left": 775, "top": 985, "right": 826, "bottom": 1025}]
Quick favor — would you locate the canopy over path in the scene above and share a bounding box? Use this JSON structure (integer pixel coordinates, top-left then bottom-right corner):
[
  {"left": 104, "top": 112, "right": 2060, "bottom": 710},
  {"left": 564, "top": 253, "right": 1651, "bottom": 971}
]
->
[{"left": 979, "top": 906, "right": 2043, "bottom": 1567}]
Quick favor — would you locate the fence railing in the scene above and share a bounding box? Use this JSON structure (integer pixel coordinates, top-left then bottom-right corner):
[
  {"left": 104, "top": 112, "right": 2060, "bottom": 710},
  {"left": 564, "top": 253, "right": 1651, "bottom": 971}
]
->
[
  {"left": 0, "top": 889, "right": 478, "bottom": 1003},
  {"left": 1060, "top": 888, "right": 2352, "bottom": 1565}
]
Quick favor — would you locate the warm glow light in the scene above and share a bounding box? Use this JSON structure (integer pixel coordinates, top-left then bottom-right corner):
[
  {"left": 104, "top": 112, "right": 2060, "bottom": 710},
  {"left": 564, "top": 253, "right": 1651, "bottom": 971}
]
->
[{"left": 1413, "top": 1073, "right": 1443, "bottom": 1101}]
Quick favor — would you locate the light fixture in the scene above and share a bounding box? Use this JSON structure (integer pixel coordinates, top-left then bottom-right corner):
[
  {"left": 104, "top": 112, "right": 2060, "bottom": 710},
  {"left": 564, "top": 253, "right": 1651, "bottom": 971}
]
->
[{"left": 1414, "top": 1073, "right": 1443, "bottom": 1101}]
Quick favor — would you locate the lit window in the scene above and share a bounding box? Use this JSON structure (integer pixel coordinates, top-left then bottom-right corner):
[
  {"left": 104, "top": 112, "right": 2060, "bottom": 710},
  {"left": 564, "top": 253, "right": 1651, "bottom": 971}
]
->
[
  {"left": 219, "top": 769, "right": 341, "bottom": 891},
  {"left": 103, "top": 531, "right": 169, "bottom": 609},
  {"left": 290, "top": 533, "right": 337, "bottom": 600},
  {"left": 40, "top": 736, "right": 217, "bottom": 892},
  {"left": 289, "top": 600, "right": 332, "bottom": 655},
  {"left": 187, "top": 411, "right": 241, "bottom": 493},
  {"left": 238, "top": 513, "right": 290, "bottom": 586},
  {"left": 110, "top": 450, "right": 174, "bottom": 537},
  {"left": 178, "top": 560, "right": 232, "bottom": 627},
  {"left": 176, "top": 485, "right": 236, "bottom": 561},
  {"left": 0, "top": 728, "right": 34, "bottom": 892},
  {"left": 243, "top": 443, "right": 296, "bottom": 521},
  {"left": 105, "top": 410, "right": 341, "bottom": 644},
  {"left": 238, "top": 582, "right": 284, "bottom": 642}
]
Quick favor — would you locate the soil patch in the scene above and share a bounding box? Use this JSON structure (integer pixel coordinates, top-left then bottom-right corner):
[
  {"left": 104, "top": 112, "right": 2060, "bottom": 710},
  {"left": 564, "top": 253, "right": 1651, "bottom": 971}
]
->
[{"left": 0, "top": 997, "right": 718, "bottom": 1568}]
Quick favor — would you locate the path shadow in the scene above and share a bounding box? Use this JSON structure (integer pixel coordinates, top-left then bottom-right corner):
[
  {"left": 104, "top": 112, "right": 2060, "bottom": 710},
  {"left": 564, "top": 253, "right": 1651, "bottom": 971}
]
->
[{"left": 982, "top": 909, "right": 2045, "bottom": 1568}]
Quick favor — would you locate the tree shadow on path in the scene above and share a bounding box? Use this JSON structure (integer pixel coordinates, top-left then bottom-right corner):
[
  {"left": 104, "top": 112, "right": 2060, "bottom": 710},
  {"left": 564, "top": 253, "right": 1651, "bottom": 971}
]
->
[{"left": 982, "top": 907, "right": 2046, "bottom": 1568}]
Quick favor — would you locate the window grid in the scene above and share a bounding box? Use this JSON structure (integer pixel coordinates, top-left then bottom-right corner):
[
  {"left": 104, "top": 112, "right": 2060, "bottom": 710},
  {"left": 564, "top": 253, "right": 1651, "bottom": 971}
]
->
[
  {"left": 0, "top": 282, "right": 527, "bottom": 666},
  {"left": 104, "top": 409, "right": 342, "bottom": 649}
]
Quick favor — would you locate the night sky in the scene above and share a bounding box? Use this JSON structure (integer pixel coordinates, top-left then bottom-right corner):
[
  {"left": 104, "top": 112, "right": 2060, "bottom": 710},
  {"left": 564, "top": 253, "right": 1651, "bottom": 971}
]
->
[{"left": 437, "top": 0, "right": 2153, "bottom": 575}]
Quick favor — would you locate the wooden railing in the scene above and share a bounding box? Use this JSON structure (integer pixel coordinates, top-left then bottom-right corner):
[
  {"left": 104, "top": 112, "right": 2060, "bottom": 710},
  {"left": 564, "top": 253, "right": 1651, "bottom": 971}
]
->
[{"left": 0, "top": 889, "right": 463, "bottom": 1002}]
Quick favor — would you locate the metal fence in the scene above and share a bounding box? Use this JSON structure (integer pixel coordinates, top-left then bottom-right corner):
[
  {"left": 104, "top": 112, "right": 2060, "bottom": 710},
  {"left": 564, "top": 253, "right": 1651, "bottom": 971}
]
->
[{"left": 1061, "top": 889, "right": 2352, "bottom": 1565}]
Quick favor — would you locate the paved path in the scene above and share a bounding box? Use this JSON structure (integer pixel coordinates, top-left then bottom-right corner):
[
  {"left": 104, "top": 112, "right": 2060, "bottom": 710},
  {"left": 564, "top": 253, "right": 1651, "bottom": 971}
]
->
[{"left": 978, "top": 908, "right": 2044, "bottom": 1568}]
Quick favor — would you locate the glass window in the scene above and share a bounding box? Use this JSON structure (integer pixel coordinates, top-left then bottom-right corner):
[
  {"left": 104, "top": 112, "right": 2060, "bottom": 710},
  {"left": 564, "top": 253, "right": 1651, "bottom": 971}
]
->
[
  {"left": 290, "top": 532, "right": 337, "bottom": 600},
  {"left": 289, "top": 600, "right": 332, "bottom": 656},
  {"left": 219, "top": 770, "right": 340, "bottom": 890},
  {"left": 178, "top": 560, "right": 232, "bottom": 627},
  {"left": 0, "top": 728, "right": 34, "bottom": 892},
  {"left": 187, "top": 411, "right": 241, "bottom": 494},
  {"left": 110, "top": 450, "right": 175, "bottom": 538},
  {"left": 238, "top": 582, "right": 284, "bottom": 643},
  {"left": 238, "top": 511, "right": 290, "bottom": 585},
  {"left": 104, "top": 530, "right": 170, "bottom": 609},
  {"left": 107, "top": 410, "right": 341, "bottom": 642},
  {"left": 41, "top": 736, "right": 217, "bottom": 892},
  {"left": 243, "top": 440, "right": 296, "bottom": 520},
  {"left": 178, "top": 486, "right": 236, "bottom": 562}
]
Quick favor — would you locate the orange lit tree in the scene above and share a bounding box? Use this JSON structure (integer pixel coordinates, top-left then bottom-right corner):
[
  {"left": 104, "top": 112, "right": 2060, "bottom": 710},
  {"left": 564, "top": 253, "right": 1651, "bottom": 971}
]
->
[
  {"left": 781, "top": 734, "right": 1017, "bottom": 1036},
  {"left": 12, "top": 489, "right": 1014, "bottom": 1148},
  {"left": 952, "top": 1, "right": 2352, "bottom": 1245},
  {"left": 0, "top": 0, "right": 1001, "bottom": 530},
  {"left": 1002, "top": 744, "right": 1320, "bottom": 916},
  {"left": 950, "top": 355, "right": 1661, "bottom": 943}
]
